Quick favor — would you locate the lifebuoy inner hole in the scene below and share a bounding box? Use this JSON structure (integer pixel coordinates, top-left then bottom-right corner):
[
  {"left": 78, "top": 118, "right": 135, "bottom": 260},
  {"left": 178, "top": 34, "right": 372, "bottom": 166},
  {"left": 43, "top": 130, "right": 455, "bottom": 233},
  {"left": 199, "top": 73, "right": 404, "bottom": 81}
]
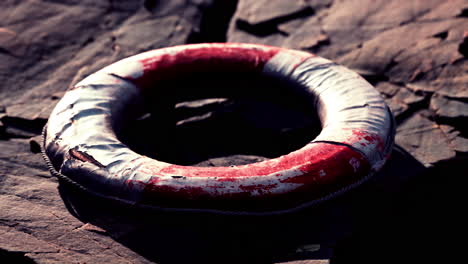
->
[{"left": 117, "top": 70, "right": 322, "bottom": 166}]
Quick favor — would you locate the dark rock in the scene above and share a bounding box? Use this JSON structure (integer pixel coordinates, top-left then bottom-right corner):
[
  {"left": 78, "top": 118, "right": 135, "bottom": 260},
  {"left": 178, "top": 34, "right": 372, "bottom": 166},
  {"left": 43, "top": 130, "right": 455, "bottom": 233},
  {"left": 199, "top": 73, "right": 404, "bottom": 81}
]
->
[
  {"left": 439, "top": 125, "right": 468, "bottom": 153},
  {"left": 0, "top": 0, "right": 212, "bottom": 108},
  {"left": 392, "top": 86, "right": 425, "bottom": 106},
  {"left": 430, "top": 93, "right": 468, "bottom": 119},
  {"left": 396, "top": 113, "right": 456, "bottom": 165},
  {"left": 375, "top": 82, "right": 403, "bottom": 97},
  {"left": 193, "top": 154, "right": 268, "bottom": 167},
  {"left": 5, "top": 99, "right": 57, "bottom": 121},
  {"left": 0, "top": 139, "right": 153, "bottom": 263},
  {"left": 406, "top": 59, "right": 468, "bottom": 98},
  {"left": 234, "top": 0, "right": 315, "bottom": 25}
]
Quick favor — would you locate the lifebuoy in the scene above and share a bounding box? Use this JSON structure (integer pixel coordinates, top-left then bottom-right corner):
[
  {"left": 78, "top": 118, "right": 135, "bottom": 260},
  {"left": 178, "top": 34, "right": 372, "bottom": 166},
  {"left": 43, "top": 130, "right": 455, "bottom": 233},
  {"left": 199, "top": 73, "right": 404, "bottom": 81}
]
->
[{"left": 43, "top": 43, "right": 395, "bottom": 214}]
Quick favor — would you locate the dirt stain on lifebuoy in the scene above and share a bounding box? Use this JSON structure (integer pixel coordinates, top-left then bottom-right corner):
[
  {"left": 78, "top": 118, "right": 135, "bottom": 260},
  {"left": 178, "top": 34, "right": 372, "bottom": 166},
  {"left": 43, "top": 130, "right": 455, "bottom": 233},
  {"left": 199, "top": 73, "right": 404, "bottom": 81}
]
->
[{"left": 69, "top": 147, "right": 105, "bottom": 168}]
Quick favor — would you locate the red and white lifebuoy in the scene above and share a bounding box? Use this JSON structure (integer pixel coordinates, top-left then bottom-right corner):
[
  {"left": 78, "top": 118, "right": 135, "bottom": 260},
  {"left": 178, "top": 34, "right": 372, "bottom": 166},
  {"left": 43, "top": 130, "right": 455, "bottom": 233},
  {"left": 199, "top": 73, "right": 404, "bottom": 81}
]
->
[{"left": 44, "top": 43, "right": 394, "bottom": 213}]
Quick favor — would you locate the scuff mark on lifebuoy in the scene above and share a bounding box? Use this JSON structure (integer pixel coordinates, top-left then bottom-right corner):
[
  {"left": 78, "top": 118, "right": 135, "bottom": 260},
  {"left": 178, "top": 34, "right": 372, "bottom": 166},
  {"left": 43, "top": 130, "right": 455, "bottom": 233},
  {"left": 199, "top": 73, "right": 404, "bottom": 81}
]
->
[{"left": 69, "top": 147, "right": 105, "bottom": 168}]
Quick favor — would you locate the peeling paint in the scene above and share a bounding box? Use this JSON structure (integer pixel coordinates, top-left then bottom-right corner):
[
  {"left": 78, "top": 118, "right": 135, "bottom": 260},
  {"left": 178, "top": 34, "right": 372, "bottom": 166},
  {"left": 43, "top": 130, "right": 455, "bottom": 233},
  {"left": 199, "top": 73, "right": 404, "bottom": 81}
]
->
[
  {"left": 69, "top": 147, "right": 105, "bottom": 168},
  {"left": 348, "top": 157, "right": 360, "bottom": 173},
  {"left": 319, "top": 170, "right": 326, "bottom": 177}
]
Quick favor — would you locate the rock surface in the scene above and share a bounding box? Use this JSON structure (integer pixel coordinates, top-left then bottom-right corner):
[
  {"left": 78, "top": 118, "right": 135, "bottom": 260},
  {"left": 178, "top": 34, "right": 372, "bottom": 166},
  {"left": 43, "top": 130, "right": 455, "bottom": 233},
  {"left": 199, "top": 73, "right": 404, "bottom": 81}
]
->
[{"left": 1, "top": 0, "right": 467, "bottom": 263}]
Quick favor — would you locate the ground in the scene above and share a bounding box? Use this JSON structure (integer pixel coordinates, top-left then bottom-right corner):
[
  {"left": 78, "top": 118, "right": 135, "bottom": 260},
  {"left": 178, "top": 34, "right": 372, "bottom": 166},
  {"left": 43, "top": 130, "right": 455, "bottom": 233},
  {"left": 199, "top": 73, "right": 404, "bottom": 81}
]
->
[{"left": 1, "top": 0, "right": 467, "bottom": 263}]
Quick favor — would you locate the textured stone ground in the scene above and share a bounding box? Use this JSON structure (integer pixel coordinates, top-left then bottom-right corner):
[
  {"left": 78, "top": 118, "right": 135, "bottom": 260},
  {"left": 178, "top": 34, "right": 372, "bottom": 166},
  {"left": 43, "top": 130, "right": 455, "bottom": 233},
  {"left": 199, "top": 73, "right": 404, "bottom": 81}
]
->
[{"left": 1, "top": 0, "right": 467, "bottom": 263}]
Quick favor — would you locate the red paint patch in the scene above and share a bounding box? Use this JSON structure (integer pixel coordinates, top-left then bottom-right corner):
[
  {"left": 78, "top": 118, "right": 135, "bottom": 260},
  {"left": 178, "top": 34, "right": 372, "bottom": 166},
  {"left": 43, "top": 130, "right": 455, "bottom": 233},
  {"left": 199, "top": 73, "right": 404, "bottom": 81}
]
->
[
  {"left": 146, "top": 177, "right": 162, "bottom": 185},
  {"left": 153, "top": 143, "right": 366, "bottom": 179},
  {"left": 279, "top": 147, "right": 368, "bottom": 185},
  {"left": 351, "top": 129, "right": 385, "bottom": 152},
  {"left": 139, "top": 142, "right": 370, "bottom": 200},
  {"left": 127, "top": 44, "right": 280, "bottom": 89},
  {"left": 217, "top": 177, "right": 238, "bottom": 182}
]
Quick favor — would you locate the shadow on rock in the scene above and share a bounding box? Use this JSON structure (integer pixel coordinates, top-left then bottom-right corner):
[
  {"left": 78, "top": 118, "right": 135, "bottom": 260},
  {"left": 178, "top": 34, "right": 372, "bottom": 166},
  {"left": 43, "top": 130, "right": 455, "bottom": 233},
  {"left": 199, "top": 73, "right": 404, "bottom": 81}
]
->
[{"left": 331, "top": 150, "right": 466, "bottom": 264}]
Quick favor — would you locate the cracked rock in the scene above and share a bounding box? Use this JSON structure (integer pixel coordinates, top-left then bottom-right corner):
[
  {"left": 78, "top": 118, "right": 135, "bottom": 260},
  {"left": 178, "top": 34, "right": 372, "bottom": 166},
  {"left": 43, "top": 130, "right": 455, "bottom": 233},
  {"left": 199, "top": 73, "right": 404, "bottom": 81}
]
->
[
  {"left": 235, "top": 0, "right": 313, "bottom": 25},
  {"left": 396, "top": 113, "right": 457, "bottom": 165},
  {"left": 430, "top": 93, "right": 468, "bottom": 119},
  {"left": 439, "top": 125, "right": 468, "bottom": 153}
]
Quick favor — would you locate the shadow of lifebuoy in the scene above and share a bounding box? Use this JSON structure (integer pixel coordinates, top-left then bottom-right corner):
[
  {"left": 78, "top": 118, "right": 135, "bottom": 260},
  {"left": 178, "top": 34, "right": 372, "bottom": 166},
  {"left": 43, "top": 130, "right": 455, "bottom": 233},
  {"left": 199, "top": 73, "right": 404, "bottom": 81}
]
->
[{"left": 58, "top": 143, "right": 429, "bottom": 264}]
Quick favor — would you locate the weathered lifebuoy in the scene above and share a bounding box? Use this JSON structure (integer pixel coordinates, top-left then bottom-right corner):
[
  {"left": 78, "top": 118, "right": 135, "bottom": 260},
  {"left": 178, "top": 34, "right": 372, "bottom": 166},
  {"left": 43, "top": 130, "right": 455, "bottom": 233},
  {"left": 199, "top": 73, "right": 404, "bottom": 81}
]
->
[{"left": 43, "top": 43, "right": 395, "bottom": 214}]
